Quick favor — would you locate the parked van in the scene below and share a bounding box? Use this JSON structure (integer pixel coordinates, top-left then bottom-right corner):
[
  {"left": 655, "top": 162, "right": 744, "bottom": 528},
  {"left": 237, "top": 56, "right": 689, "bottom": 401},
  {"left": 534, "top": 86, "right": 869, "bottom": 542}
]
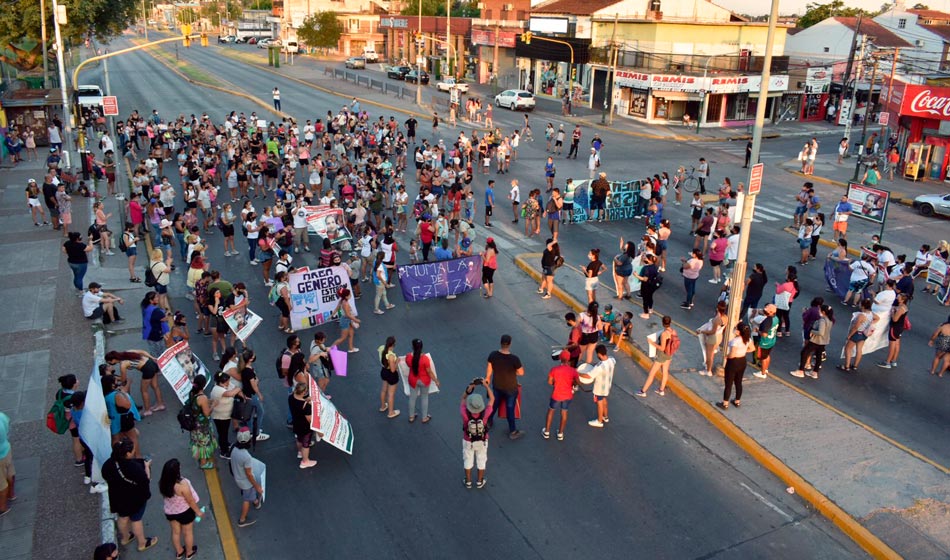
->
[
  {"left": 283, "top": 40, "right": 299, "bottom": 54},
  {"left": 362, "top": 47, "right": 378, "bottom": 62}
]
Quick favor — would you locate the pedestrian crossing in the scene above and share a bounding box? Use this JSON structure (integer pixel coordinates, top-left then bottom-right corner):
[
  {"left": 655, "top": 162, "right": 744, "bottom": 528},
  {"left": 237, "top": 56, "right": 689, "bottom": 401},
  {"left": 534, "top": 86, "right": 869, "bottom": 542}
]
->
[
  {"left": 716, "top": 144, "right": 785, "bottom": 160},
  {"left": 749, "top": 202, "right": 793, "bottom": 224}
]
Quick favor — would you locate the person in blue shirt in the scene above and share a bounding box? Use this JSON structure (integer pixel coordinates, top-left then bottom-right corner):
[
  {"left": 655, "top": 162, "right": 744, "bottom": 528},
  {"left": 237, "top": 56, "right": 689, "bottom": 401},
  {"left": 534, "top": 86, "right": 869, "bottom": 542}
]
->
[
  {"left": 831, "top": 194, "right": 853, "bottom": 241},
  {"left": 434, "top": 238, "right": 454, "bottom": 261},
  {"left": 0, "top": 412, "right": 14, "bottom": 516},
  {"left": 484, "top": 180, "right": 495, "bottom": 228}
]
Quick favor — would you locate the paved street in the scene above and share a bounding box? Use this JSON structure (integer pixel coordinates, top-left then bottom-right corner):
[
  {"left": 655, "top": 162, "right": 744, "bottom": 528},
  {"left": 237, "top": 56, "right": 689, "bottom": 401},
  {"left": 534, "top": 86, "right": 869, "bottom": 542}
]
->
[{"left": 9, "top": 32, "right": 950, "bottom": 558}]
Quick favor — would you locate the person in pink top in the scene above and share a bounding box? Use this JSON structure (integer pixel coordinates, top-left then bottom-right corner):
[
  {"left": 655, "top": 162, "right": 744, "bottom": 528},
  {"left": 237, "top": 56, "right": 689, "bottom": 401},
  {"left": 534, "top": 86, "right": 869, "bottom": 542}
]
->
[
  {"left": 680, "top": 249, "right": 704, "bottom": 310},
  {"left": 707, "top": 231, "right": 728, "bottom": 284},
  {"left": 774, "top": 266, "right": 800, "bottom": 338},
  {"left": 159, "top": 459, "right": 204, "bottom": 560},
  {"left": 460, "top": 379, "right": 494, "bottom": 489},
  {"left": 128, "top": 196, "right": 145, "bottom": 236},
  {"left": 481, "top": 237, "right": 498, "bottom": 298}
]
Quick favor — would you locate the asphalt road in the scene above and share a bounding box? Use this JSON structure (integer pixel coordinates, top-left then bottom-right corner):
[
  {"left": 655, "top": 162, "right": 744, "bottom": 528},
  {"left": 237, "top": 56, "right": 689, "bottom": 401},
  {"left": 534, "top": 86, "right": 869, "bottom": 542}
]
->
[{"left": 68, "top": 35, "right": 950, "bottom": 557}]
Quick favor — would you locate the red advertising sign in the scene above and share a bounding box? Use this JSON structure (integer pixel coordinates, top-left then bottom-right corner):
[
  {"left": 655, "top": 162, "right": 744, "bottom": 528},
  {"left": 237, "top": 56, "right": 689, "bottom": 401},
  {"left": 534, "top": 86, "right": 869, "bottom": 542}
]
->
[
  {"left": 471, "top": 29, "right": 516, "bottom": 48},
  {"left": 898, "top": 84, "right": 950, "bottom": 120},
  {"left": 102, "top": 96, "right": 119, "bottom": 116},
  {"left": 747, "top": 163, "right": 764, "bottom": 195}
]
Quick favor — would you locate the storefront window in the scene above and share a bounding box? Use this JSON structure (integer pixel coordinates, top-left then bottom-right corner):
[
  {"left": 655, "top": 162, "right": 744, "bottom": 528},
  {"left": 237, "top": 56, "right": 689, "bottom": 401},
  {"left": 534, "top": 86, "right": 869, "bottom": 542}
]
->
[
  {"left": 654, "top": 98, "right": 668, "bottom": 119},
  {"left": 630, "top": 90, "right": 648, "bottom": 117},
  {"left": 726, "top": 93, "right": 749, "bottom": 121},
  {"left": 780, "top": 94, "right": 801, "bottom": 121},
  {"left": 538, "top": 61, "right": 561, "bottom": 96}
]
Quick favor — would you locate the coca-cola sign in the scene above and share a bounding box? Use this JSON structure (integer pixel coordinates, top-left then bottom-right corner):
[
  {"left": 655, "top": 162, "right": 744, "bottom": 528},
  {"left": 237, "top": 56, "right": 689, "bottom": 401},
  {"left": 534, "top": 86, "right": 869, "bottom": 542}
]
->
[{"left": 900, "top": 85, "right": 950, "bottom": 120}]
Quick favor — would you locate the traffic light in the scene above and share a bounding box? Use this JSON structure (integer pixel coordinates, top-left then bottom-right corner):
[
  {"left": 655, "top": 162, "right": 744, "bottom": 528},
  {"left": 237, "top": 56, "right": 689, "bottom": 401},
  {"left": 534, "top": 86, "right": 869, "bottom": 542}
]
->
[
  {"left": 200, "top": 32, "right": 208, "bottom": 47},
  {"left": 182, "top": 24, "right": 192, "bottom": 47},
  {"left": 571, "top": 67, "right": 577, "bottom": 81},
  {"left": 520, "top": 31, "right": 532, "bottom": 44}
]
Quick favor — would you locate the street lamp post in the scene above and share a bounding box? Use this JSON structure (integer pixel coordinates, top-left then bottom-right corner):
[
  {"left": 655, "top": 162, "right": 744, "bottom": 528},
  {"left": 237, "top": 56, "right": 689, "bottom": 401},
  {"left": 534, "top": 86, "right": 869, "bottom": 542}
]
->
[
  {"left": 446, "top": 0, "right": 451, "bottom": 77},
  {"left": 416, "top": 0, "right": 422, "bottom": 106},
  {"left": 51, "top": 0, "right": 72, "bottom": 168}
]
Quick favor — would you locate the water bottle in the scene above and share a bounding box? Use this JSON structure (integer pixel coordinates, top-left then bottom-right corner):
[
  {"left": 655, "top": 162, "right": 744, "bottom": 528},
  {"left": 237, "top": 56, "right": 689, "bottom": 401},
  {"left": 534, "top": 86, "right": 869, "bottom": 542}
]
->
[{"left": 195, "top": 506, "right": 206, "bottom": 523}]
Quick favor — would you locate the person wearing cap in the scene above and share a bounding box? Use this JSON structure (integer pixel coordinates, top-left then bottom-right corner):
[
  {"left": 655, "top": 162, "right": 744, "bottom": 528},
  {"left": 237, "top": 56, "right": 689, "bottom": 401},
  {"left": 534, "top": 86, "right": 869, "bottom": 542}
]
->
[
  {"left": 580, "top": 344, "right": 615, "bottom": 428},
  {"left": 229, "top": 427, "right": 264, "bottom": 528},
  {"left": 542, "top": 350, "right": 579, "bottom": 441},
  {"left": 461, "top": 378, "right": 495, "bottom": 489},
  {"left": 24, "top": 178, "right": 48, "bottom": 227},
  {"left": 752, "top": 304, "right": 779, "bottom": 379}
]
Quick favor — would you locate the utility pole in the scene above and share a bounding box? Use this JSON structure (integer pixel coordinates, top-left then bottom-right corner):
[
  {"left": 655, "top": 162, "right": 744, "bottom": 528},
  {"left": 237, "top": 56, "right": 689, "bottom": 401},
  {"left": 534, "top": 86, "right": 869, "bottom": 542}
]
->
[
  {"left": 722, "top": 0, "right": 780, "bottom": 367},
  {"left": 416, "top": 0, "right": 422, "bottom": 105},
  {"left": 842, "top": 34, "right": 867, "bottom": 152},
  {"left": 104, "top": 56, "right": 114, "bottom": 134},
  {"left": 446, "top": 0, "right": 451, "bottom": 77},
  {"left": 142, "top": 0, "right": 149, "bottom": 40},
  {"left": 881, "top": 48, "right": 899, "bottom": 146},
  {"left": 853, "top": 55, "right": 879, "bottom": 182},
  {"left": 602, "top": 13, "right": 619, "bottom": 125},
  {"left": 51, "top": 0, "right": 72, "bottom": 169},
  {"left": 841, "top": 15, "right": 863, "bottom": 138},
  {"left": 40, "top": 0, "right": 49, "bottom": 88}
]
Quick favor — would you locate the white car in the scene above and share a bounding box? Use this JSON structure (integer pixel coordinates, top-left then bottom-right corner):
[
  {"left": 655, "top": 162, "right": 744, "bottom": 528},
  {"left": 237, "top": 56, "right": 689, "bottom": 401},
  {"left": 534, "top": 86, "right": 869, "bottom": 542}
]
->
[
  {"left": 494, "top": 89, "right": 535, "bottom": 111},
  {"left": 256, "top": 38, "right": 273, "bottom": 48},
  {"left": 436, "top": 77, "right": 469, "bottom": 94}
]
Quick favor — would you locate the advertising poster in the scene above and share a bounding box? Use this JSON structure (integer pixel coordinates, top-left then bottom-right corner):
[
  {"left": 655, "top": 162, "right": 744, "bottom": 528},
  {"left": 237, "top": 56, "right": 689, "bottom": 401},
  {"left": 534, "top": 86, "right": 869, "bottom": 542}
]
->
[
  {"left": 223, "top": 307, "right": 263, "bottom": 342},
  {"left": 308, "top": 376, "right": 355, "bottom": 455},
  {"left": 289, "top": 266, "right": 358, "bottom": 331},
  {"left": 846, "top": 182, "right": 889, "bottom": 224},
  {"left": 157, "top": 341, "right": 211, "bottom": 405},
  {"left": 396, "top": 256, "right": 482, "bottom": 302},
  {"left": 306, "top": 207, "right": 352, "bottom": 245}
]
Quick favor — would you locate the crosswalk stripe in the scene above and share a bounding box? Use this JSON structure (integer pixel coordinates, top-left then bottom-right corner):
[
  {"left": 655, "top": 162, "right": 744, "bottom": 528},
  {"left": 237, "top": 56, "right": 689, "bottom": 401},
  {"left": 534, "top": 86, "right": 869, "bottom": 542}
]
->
[{"left": 754, "top": 204, "right": 794, "bottom": 219}]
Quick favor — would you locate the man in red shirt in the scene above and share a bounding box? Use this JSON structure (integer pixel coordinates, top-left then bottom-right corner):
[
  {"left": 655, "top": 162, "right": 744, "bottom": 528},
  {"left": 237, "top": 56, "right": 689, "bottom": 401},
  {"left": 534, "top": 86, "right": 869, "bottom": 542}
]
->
[{"left": 542, "top": 350, "right": 579, "bottom": 441}]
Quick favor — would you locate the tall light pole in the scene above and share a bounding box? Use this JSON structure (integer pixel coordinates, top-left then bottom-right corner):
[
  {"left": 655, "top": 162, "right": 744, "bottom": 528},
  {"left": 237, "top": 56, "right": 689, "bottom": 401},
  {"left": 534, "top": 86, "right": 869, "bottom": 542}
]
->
[
  {"left": 416, "top": 0, "right": 422, "bottom": 105},
  {"left": 445, "top": 0, "right": 450, "bottom": 77},
  {"left": 722, "top": 0, "right": 780, "bottom": 365},
  {"left": 142, "top": 0, "right": 149, "bottom": 40},
  {"left": 51, "top": 0, "right": 72, "bottom": 168},
  {"left": 40, "top": 0, "right": 49, "bottom": 88}
]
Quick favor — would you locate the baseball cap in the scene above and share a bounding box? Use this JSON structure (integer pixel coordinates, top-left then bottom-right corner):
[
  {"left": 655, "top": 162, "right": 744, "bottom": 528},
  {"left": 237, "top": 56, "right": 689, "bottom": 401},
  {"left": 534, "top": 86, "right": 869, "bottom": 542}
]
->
[
  {"left": 235, "top": 427, "right": 253, "bottom": 443},
  {"left": 466, "top": 393, "right": 485, "bottom": 414},
  {"left": 27, "top": 178, "right": 36, "bottom": 184},
  {"left": 486, "top": 237, "right": 494, "bottom": 243},
  {"left": 559, "top": 349, "right": 571, "bottom": 362}
]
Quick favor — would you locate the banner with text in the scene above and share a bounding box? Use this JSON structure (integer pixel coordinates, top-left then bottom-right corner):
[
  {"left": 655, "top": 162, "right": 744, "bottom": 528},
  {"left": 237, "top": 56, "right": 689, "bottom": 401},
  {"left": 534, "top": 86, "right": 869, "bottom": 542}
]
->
[
  {"left": 289, "top": 266, "right": 358, "bottom": 331},
  {"left": 564, "top": 179, "right": 644, "bottom": 223},
  {"left": 223, "top": 307, "right": 263, "bottom": 343},
  {"left": 158, "top": 341, "right": 211, "bottom": 405},
  {"left": 309, "top": 376, "right": 354, "bottom": 455},
  {"left": 847, "top": 182, "right": 890, "bottom": 225},
  {"left": 396, "top": 256, "right": 482, "bottom": 301}
]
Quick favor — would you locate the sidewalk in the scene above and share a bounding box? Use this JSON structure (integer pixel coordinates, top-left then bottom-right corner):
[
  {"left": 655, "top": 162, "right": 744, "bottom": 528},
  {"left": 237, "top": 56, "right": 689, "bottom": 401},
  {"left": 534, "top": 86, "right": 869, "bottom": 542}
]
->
[{"left": 514, "top": 252, "right": 950, "bottom": 559}]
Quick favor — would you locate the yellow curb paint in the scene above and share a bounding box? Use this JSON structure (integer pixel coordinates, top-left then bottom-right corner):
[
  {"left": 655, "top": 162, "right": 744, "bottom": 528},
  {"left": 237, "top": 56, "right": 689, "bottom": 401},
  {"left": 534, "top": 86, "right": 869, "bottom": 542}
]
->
[
  {"left": 784, "top": 169, "right": 916, "bottom": 206},
  {"left": 204, "top": 468, "right": 242, "bottom": 560},
  {"left": 514, "top": 252, "right": 905, "bottom": 560}
]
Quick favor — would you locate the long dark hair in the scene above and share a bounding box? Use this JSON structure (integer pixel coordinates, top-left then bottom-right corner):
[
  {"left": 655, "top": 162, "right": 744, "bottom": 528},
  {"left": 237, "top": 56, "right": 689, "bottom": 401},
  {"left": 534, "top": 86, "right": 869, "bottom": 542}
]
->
[
  {"left": 382, "top": 336, "right": 396, "bottom": 368},
  {"left": 105, "top": 350, "right": 145, "bottom": 363},
  {"left": 624, "top": 242, "right": 636, "bottom": 258},
  {"left": 410, "top": 338, "right": 424, "bottom": 375},
  {"left": 190, "top": 375, "right": 206, "bottom": 397},
  {"left": 158, "top": 458, "right": 182, "bottom": 498},
  {"left": 140, "top": 291, "right": 159, "bottom": 310},
  {"left": 219, "top": 347, "right": 237, "bottom": 370},
  {"left": 820, "top": 304, "right": 835, "bottom": 324}
]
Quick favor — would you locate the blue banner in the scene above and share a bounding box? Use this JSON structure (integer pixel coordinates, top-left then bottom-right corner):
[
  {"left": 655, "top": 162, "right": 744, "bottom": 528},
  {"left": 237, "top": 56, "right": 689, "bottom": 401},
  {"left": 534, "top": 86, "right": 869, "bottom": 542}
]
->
[
  {"left": 564, "top": 179, "right": 644, "bottom": 223},
  {"left": 824, "top": 259, "right": 850, "bottom": 300},
  {"left": 396, "top": 256, "right": 483, "bottom": 302}
]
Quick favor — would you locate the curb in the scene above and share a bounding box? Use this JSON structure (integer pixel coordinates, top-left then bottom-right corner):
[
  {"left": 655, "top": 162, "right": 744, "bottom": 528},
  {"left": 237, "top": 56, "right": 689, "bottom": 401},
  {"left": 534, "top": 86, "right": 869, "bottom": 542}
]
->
[{"left": 513, "top": 252, "right": 902, "bottom": 560}]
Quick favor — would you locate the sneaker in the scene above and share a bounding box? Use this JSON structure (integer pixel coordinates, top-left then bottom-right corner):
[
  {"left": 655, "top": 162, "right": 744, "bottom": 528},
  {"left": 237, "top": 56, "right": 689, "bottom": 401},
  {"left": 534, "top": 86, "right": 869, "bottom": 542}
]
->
[
  {"left": 264, "top": 280, "right": 274, "bottom": 287},
  {"left": 708, "top": 278, "right": 719, "bottom": 284},
  {"left": 374, "top": 310, "right": 385, "bottom": 315},
  {"left": 588, "top": 419, "right": 604, "bottom": 428},
  {"left": 105, "top": 251, "right": 116, "bottom": 256},
  {"left": 541, "top": 293, "right": 552, "bottom": 299},
  {"left": 74, "top": 459, "right": 85, "bottom": 467},
  {"left": 249, "top": 259, "right": 259, "bottom": 265},
  {"left": 385, "top": 304, "right": 395, "bottom": 310},
  {"left": 789, "top": 370, "right": 805, "bottom": 378},
  {"left": 304, "top": 246, "right": 311, "bottom": 252},
  {"left": 805, "top": 371, "right": 819, "bottom": 379},
  {"left": 639, "top": 313, "right": 650, "bottom": 319},
  {"left": 348, "top": 348, "right": 360, "bottom": 353},
  {"left": 294, "top": 247, "right": 299, "bottom": 254},
  {"left": 557, "top": 432, "right": 564, "bottom": 441},
  {"left": 679, "top": 302, "right": 691, "bottom": 309},
  {"left": 237, "top": 518, "right": 257, "bottom": 528},
  {"left": 83, "top": 475, "right": 92, "bottom": 484},
  {"left": 541, "top": 428, "right": 550, "bottom": 439},
  {"left": 635, "top": 390, "right": 647, "bottom": 398},
  {"left": 603, "top": 417, "right": 609, "bottom": 423},
  {"left": 255, "top": 432, "right": 270, "bottom": 442},
  {"left": 536, "top": 288, "right": 544, "bottom": 294},
  {"left": 476, "top": 479, "right": 487, "bottom": 489},
  {"left": 90, "top": 482, "right": 108, "bottom": 494},
  {"left": 876, "top": 362, "right": 892, "bottom": 369},
  {"left": 464, "top": 479, "right": 473, "bottom": 489},
  {"left": 299, "top": 460, "right": 317, "bottom": 469},
  {"left": 654, "top": 389, "right": 665, "bottom": 396},
  {"left": 752, "top": 371, "right": 767, "bottom": 379},
  {"left": 212, "top": 352, "right": 220, "bottom": 361},
  {"left": 296, "top": 452, "right": 303, "bottom": 459}
]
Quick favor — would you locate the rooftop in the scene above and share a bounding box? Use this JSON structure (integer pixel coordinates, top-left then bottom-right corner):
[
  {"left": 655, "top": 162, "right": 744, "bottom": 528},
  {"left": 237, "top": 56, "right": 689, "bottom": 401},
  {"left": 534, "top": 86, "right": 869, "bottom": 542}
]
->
[{"left": 833, "top": 17, "right": 913, "bottom": 49}]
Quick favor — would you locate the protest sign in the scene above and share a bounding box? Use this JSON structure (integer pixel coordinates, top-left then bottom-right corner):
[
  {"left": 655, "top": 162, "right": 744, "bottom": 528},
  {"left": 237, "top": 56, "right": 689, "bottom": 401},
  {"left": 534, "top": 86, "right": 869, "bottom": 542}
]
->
[
  {"left": 647, "top": 332, "right": 658, "bottom": 358},
  {"left": 157, "top": 341, "right": 210, "bottom": 405},
  {"left": 396, "top": 255, "right": 482, "bottom": 302},
  {"left": 927, "top": 257, "right": 947, "bottom": 287},
  {"left": 846, "top": 182, "right": 889, "bottom": 224},
  {"left": 306, "top": 208, "right": 351, "bottom": 245},
  {"left": 565, "top": 179, "right": 644, "bottom": 223},
  {"left": 223, "top": 307, "right": 263, "bottom": 343},
  {"left": 266, "top": 217, "right": 285, "bottom": 233},
  {"left": 308, "top": 376, "right": 354, "bottom": 455},
  {"left": 329, "top": 345, "right": 348, "bottom": 377},
  {"left": 289, "top": 266, "right": 358, "bottom": 331}
]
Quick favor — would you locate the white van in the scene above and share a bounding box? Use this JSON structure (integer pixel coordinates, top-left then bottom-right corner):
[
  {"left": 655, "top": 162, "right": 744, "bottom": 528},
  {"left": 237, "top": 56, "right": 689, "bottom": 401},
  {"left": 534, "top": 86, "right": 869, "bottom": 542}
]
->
[
  {"left": 283, "top": 40, "right": 299, "bottom": 54},
  {"left": 362, "top": 47, "right": 378, "bottom": 62}
]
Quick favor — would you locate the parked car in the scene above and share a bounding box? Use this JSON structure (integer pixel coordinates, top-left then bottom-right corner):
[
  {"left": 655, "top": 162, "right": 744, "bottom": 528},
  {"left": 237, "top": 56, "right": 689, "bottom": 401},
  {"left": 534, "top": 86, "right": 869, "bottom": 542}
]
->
[
  {"left": 494, "top": 89, "right": 536, "bottom": 111},
  {"left": 362, "top": 47, "right": 379, "bottom": 63},
  {"left": 405, "top": 69, "right": 430, "bottom": 85},
  {"left": 913, "top": 192, "right": 950, "bottom": 217},
  {"left": 282, "top": 40, "right": 298, "bottom": 54},
  {"left": 387, "top": 65, "right": 412, "bottom": 80},
  {"left": 256, "top": 38, "right": 272, "bottom": 48},
  {"left": 436, "top": 77, "right": 469, "bottom": 93},
  {"left": 345, "top": 56, "right": 366, "bottom": 69},
  {"left": 217, "top": 35, "right": 236, "bottom": 44}
]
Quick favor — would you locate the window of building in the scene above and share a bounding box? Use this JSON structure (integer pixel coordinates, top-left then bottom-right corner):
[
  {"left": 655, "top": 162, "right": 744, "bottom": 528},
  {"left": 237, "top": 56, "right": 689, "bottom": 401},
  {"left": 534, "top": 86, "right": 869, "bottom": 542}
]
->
[
  {"left": 650, "top": 0, "right": 661, "bottom": 11},
  {"left": 823, "top": 47, "right": 829, "bottom": 52},
  {"left": 898, "top": 18, "right": 907, "bottom": 29}
]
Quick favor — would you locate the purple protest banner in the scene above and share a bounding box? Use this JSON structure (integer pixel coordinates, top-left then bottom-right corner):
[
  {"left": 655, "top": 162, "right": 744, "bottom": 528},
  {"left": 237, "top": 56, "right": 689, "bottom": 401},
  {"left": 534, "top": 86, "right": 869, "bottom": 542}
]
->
[
  {"left": 396, "top": 256, "right": 483, "bottom": 302},
  {"left": 824, "top": 259, "right": 850, "bottom": 301},
  {"left": 329, "top": 345, "right": 348, "bottom": 377}
]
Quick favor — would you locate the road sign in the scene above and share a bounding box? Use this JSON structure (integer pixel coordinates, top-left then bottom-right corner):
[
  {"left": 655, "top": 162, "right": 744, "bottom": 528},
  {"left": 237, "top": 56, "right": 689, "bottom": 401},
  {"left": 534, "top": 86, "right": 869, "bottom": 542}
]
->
[
  {"left": 878, "top": 112, "right": 889, "bottom": 126},
  {"left": 102, "top": 96, "right": 119, "bottom": 116},
  {"left": 747, "top": 162, "right": 764, "bottom": 195}
]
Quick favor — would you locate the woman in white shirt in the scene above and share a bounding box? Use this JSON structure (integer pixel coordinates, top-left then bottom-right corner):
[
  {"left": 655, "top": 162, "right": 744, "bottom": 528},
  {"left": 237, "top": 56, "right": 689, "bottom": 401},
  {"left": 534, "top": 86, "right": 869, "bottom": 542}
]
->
[
  {"left": 244, "top": 212, "right": 260, "bottom": 264},
  {"left": 209, "top": 371, "right": 241, "bottom": 458}
]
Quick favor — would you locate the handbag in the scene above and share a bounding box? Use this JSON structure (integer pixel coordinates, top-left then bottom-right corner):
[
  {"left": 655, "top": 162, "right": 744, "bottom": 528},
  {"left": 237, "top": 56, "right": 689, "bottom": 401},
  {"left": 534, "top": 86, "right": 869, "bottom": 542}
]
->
[{"left": 231, "top": 396, "right": 253, "bottom": 422}]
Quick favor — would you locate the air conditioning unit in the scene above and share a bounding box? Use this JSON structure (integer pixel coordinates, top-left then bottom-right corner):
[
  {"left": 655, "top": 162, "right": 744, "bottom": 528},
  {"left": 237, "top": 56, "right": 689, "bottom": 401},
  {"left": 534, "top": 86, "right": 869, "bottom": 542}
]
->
[
  {"left": 916, "top": 39, "right": 925, "bottom": 48},
  {"left": 503, "top": 3, "right": 513, "bottom": 10}
]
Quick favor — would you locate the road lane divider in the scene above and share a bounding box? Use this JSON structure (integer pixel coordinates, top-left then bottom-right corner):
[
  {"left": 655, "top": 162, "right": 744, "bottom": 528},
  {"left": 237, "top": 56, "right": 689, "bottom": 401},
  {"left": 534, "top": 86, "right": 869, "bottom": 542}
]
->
[{"left": 514, "top": 251, "right": 903, "bottom": 560}]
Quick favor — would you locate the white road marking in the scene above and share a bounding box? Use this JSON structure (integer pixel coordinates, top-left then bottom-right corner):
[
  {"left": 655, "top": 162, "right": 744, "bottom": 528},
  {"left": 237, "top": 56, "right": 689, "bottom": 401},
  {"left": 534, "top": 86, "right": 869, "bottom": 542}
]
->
[
  {"left": 739, "top": 482, "right": 795, "bottom": 522},
  {"left": 754, "top": 204, "right": 794, "bottom": 220},
  {"left": 649, "top": 415, "right": 679, "bottom": 437}
]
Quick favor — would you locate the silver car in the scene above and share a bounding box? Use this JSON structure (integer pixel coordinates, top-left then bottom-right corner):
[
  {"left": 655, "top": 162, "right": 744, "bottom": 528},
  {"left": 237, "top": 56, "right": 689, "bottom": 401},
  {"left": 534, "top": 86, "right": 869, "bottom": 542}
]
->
[
  {"left": 345, "top": 56, "right": 366, "bottom": 69},
  {"left": 494, "top": 89, "right": 535, "bottom": 111},
  {"left": 913, "top": 193, "right": 950, "bottom": 217}
]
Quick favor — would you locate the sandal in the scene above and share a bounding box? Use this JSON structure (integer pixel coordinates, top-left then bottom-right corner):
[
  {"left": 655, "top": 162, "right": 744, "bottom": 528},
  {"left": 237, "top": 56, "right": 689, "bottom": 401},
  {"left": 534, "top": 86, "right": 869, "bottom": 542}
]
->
[
  {"left": 732, "top": 400, "right": 741, "bottom": 408},
  {"left": 120, "top": 532, "right": 135, "bottom": 546},
  {"left": 130, "top": 277, "right": 141, "bottom": 283},
  {"left": 378, "top": 403, "right": 388, "bottom": 412},
  {"left": 421, "top": 415, "right": 432, "bottom": 424},
  {"left": 138, "top": 536, "right": 159, "bottom": 552},
  {"left": 836, "top": 364, "right": 849, "bottom": 372},
  {"left": 715, "top": 401, "right": 729, "bottom": 410},
  {"left": 408, "top": 415, "right": 416, "bottom": 423}
]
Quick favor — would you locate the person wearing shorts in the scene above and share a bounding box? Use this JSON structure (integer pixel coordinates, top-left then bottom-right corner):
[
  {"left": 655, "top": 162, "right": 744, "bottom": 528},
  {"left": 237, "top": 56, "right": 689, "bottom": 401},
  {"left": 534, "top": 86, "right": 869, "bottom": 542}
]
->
[
  {"left": 542, "top": 350, "right": 580, "bottom": 441},
  {"left": 460, "top": 380, "right": 494, "bottom": 489},
  {"left": 289, "top": 382, "right": 317, "bottom": 469},
  {"left": 229, "top": 427, "right": 264, "bottom": 527},
  {"left": 832, "top": 195, "right": 852, "bottom": 240}
]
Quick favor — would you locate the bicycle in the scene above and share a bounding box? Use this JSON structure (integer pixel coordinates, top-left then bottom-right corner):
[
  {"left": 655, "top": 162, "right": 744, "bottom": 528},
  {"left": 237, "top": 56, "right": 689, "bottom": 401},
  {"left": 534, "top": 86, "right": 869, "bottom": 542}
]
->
[
  {"left": 859, "top": 153, "right": 889, "bottom": 175},
  {"left": 679, "top": 166, "right": 699, "bottom": 194}
]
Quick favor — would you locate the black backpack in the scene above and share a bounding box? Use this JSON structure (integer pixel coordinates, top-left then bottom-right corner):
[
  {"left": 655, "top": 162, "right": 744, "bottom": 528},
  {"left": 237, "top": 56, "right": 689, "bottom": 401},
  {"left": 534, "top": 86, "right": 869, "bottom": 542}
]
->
[
  {"left": 464, "top": 411, "right": 488, "bottom": 442},
  {"left": 144, "top": 262, "right": 158, "bottom": 287},
  {"left": 177, "top": 396, "right": 198, "bottom": 432},
  {"left": 118, "top": 232, "right": 129, "bottom": 252}
]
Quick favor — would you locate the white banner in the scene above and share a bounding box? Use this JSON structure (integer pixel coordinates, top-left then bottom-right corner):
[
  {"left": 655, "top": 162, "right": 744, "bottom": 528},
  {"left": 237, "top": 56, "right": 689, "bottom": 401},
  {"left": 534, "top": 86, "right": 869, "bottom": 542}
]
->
[
  {"left": 223, "top": 307, "right": 263, "bottom": 343},
  {"left": 289, "top": 266, "right": 358, "bottom": 331},
  {"left": 308, "top": 376, "right": 354, "bottom": 455},
  {"left": 157, "top": 341, "right": 211, "bottom": 405}
]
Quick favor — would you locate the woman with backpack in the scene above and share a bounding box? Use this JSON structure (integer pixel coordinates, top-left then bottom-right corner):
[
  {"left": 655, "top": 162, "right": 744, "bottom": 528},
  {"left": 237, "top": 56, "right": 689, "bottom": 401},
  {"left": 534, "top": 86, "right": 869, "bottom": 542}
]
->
[
  {"left": 717, "top": 323, "right": 754, "bottom": 409},
  {"left": 838, "top": 299, "right": 876, "bottom": 372},
  {"left": 637, "top": 316, "right": 677, "bottom": 397},
  {"left": 54, "top": 374, "right": 83, "bottom": 466},
  {"left": 271, "top": 271, "right": 293, "bottom": 334}
]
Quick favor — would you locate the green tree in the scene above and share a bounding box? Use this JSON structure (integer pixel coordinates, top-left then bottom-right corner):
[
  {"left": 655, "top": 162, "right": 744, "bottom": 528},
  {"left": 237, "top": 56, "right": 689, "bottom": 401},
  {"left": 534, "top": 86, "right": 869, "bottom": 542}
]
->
[
  {"left": 0, "top": 0, "right": 140, "bottom": 70},
  {"left": 297, "top": 11, "right": 343, "bottom": 52},
  {"left": 401, "top": 0, "right": 479, "bottom": 16},
  {"left": 797, "top": 0, "right": 868, "bottom": 29}
]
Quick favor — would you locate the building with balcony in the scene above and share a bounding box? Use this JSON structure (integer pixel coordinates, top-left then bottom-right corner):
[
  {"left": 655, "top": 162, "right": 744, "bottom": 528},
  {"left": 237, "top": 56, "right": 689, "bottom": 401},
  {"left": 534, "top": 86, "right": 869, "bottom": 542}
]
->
[
  {"left": 469, "top": 0, "right": 530, "bottom": 85},
  {"left": 278, "top": 0, "right": 392, "bottom": 54},
  {"left": 380, "top": 16, "right": 473, "bottom": 78},
  {"left": 521, "top": 0, "right": 790, "bottom": 126}
]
